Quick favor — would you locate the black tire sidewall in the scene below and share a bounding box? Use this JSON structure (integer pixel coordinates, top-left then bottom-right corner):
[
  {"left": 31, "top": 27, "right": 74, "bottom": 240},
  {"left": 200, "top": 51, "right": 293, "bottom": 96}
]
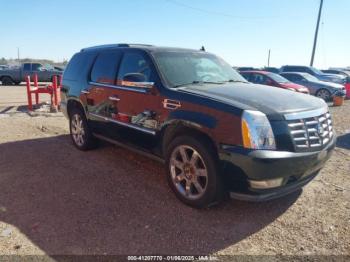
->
[
  {"left": 165, "top": 136, "right": 223, "bottom": 208},
  {"left": 69, "top": 108, "right": 96, "bottom": 151},
  {"left": 2, "top": 77, "right": 13, "bottom": 85}
]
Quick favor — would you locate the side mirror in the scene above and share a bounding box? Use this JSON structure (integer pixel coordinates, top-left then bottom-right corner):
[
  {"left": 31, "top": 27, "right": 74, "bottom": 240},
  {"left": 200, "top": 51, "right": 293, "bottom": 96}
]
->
[
  {"left": 123, "top": 73, "right": 146, "bottom": 83},
  {"left": 122, "top": 73, "right": 154, "bottom": 89}
]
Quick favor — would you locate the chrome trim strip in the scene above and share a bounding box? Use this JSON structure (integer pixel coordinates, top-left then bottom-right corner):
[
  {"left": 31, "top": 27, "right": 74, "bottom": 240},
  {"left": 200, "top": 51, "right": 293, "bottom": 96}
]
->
[
  {"left": 89, "top": 81, "right": 148, "bottom": 94},
  {"left": 89, "top": 113, "right": 156, "bottom": 135},
  {"left": 284, "top": 106, "right": 328, "bottom": 120}
]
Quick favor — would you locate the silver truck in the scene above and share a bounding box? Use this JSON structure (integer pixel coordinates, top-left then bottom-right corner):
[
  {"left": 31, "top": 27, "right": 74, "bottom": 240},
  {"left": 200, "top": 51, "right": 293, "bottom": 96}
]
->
[{"left": 0, "top": 63, "right": 62, "bottom": 85}]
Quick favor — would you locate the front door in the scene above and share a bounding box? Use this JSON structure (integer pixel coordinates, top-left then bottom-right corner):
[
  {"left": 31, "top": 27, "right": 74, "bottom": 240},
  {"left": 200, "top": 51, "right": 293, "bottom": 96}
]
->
[{"left": 106, "top": 50, "right": 164, "bottom": 151}]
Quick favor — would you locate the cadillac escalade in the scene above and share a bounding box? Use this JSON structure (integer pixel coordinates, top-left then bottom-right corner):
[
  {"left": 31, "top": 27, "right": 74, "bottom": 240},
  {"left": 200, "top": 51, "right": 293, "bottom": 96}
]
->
[{"left": 60, "top": 44, "right": 336, "bottom": 208}]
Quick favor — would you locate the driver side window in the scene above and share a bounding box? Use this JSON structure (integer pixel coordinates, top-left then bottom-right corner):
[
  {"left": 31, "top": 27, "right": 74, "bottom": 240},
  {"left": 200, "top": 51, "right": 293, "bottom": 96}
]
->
[{"left": 117, "top": 52, "right": 154, "bottom": 85}]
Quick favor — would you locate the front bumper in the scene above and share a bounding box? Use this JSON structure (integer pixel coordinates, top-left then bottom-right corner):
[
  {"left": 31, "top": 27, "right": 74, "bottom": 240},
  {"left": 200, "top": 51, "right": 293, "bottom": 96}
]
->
[{"left": 219, "top": 135, "right": 336, "bottom": 202}]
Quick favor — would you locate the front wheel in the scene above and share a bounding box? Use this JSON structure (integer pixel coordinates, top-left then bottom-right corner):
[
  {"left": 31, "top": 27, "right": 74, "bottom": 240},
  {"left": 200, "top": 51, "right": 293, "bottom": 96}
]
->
[
  {"left": 1, "top": 76, "right": 14, "bottom": 85},
  {"left": 69, "top": 108, "right": 98, "bottom": 151},
  {"left": 316, "top": 89, "right": 332, "bottom": 101},
  {"left": 165, "top": 136, "right": 224, "bottom": 208}
]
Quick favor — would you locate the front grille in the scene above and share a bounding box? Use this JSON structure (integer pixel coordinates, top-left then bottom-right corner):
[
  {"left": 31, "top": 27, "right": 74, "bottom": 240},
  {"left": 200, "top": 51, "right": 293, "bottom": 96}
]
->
[{"left": 287, "top": 111, "right": 333, "bottom": 150}]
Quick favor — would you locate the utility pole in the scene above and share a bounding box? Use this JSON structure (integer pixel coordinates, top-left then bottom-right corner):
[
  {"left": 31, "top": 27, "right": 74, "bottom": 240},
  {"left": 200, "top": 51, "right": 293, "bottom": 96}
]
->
[
  {"left": 267, "top": 49, "right": 271, "bottom": 67},
  {"left": 17, "top": 47, "right": 20, "bottom": 62},
  {"left": 310, "top": 0, "right": 324, "bottom": 66}
]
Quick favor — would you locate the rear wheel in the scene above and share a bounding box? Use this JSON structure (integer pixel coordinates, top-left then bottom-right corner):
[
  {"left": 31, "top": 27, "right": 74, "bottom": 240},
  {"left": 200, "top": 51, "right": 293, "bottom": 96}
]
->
[
  {"left": 165, "top": 136, "right": 224, "bottom": 208},
  {"left": 1, "top": 76, "right": 14, "bottom": 85},
  {"left": 316, "top": 89, "right": 331, "bottom": 101},
  {"left": 69, "top": 108, "right": 98, "bottom": 151}
]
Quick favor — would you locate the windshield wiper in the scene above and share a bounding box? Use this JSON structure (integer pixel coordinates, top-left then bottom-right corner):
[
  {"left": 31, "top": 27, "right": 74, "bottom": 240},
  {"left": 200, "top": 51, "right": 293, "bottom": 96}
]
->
[
  {"left": 173, "top": 81, "right": 224, "bottom": 88},
  {"left": 225, "top": 79, "right": 248, "bottom": 83}
]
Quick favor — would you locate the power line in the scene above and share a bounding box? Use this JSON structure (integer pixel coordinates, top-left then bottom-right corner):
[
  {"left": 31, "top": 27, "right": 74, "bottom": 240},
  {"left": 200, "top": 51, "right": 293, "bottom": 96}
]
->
[{"left": 164, "top": 0, "right": 280, "bottom": 20}]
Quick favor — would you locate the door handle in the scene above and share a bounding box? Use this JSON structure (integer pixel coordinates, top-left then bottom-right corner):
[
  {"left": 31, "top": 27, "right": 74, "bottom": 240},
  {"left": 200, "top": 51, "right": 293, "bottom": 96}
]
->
[
  {"left": 108, "top": 95, "right": 120, "bottom": 101},
  {"left": 81, "top": 90, "right": 90, "bottom": 94}
]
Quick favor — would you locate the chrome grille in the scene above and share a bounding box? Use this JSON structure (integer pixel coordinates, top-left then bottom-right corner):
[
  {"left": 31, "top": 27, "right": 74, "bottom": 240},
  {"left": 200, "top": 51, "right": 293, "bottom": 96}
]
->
[{"left": 287, "top": 112, "right": 333, "bottom": 150}]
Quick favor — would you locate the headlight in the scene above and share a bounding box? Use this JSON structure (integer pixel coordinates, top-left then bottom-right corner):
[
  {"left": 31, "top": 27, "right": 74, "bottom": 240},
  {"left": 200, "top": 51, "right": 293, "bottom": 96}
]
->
[{"left": 241, "top": 110, "right": 276, "bottom": 150}]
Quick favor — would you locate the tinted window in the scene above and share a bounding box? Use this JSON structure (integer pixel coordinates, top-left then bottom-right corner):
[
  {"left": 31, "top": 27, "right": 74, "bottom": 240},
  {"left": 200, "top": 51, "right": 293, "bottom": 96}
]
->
[
  {"left": 32, "top": 63, "right": 42, "bottom": 71},
  {"left": 117, "top": 52, "right": 153, "bottom": 83},
  {"left": 23, "top": 64, "right": 31, "bottom": 71},
  {"left": 240, "top": 73, "right": 251, "bottom": 82},
  {"left": 91, "top": 51, "right": 121, "bottom": 84},
  {"left": 64, "top": 52, "right": 96, "bottom": 81},
  {"left": 250, "top": 73, "right": 267, "bottom": 84},
  {"left": 283, "top": 66, "right": 305, "bottom": 73},
  {"left": 283, "top": 74, "right": 302, "bottom": 81}
]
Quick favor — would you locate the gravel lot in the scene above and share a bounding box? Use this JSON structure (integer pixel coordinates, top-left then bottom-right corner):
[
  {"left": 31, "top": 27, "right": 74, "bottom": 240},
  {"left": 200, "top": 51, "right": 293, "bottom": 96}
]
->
[{"left": 0, "top": 85, "right": 349, "bottom": 259}]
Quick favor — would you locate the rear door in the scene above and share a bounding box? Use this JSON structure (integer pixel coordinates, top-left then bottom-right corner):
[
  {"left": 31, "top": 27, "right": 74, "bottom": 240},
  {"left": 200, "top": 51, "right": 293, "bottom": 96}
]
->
[{"left": 83, "top": 50, "right": 122, "bottom": 135}]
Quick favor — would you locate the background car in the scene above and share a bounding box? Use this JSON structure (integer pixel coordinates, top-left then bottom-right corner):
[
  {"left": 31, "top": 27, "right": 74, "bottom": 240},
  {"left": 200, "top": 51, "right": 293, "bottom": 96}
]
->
[
  {"left": 240, "top": 70, "right": 309, "bottom": 94},
  {"left": 236, "top": 67, "right": 260, "bottom": 71},
  {"left": 263, "top": 67, "right": 280, "bottom": 74},
  {"left": 280, "top": 72, "right": 346, "bottom": 101},
  {"left": 280, "top": 65, "right": 346, "bottom": 85},
  {"left": 321, "top": 69, "right": 350, "bottom": 77}
]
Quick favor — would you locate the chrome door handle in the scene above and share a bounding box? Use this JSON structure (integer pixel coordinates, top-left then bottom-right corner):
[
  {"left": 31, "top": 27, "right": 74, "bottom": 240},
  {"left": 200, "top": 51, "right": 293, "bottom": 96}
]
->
[
  {"left": 108, "top": 96, "right": 120, "bottom": 101},
  {"left": 81, "top": 90, "right": 90, "bottom": 94}
]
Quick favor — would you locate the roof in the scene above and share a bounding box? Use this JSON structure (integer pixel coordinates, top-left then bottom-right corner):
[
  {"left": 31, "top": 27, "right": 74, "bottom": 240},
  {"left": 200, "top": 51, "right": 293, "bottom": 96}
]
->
[{"left": 80, "top": 43, "right": 202, "bottom": 53}]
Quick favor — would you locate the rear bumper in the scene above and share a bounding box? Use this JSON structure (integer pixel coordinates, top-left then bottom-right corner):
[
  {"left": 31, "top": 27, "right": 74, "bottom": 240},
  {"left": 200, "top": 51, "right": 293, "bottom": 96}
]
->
[{"left": 219, "top": 135, "right": 336, "bottom": 202}]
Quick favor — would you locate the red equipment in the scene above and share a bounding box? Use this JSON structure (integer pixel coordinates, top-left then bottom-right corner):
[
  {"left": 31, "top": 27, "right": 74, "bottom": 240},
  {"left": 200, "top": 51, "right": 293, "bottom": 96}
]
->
[
  {"left": 345, "top": 83, "right": 350, "bottom": 99},
  {"left": 26, "top": 74, "right": 61, "bottom": 111}
]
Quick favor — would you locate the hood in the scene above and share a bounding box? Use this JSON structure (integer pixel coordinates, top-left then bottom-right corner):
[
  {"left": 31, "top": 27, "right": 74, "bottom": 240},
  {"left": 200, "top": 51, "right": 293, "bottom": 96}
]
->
[
  {"left": 318, "top": 74, "right": 346, "bottom": 84},
  {"left": 311, "top": 80, "right": 344, "bottom": 89},
  {"left": 177, "top": 83, "right": 326, "bottom": 120}
]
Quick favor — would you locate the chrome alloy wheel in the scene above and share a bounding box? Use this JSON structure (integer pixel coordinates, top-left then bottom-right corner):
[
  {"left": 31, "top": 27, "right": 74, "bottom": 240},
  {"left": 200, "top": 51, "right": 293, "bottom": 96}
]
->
[
  {"left": 169, "top": 145, "right": 208, "bottom": 200},
  {"left": 71, "top": 114, "right": 85, "bottom": 146}
]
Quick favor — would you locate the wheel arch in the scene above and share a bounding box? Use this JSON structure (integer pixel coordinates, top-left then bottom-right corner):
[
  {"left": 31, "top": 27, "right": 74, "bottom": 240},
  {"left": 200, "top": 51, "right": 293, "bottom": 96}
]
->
[
  {"left": 159, "top": 120, "right": 218, "bottom": 159},
  {"left": 66, "top": 98, "right": 86, "bottom": 118},
  {"left": 0, "top": 75, "right": 14, "bottom": 81}
]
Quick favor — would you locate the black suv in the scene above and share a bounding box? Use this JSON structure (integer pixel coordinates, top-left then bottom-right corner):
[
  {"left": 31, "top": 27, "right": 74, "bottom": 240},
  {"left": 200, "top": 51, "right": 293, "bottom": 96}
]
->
[{"left": 61, "top": 44, "right": 335, "bottom": 208}]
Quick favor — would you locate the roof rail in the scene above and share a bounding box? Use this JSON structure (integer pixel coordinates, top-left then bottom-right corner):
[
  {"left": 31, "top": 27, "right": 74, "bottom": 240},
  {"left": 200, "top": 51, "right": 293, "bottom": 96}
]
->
[{"left": 81, "top": 43, "right": 154, "bottom": 52}]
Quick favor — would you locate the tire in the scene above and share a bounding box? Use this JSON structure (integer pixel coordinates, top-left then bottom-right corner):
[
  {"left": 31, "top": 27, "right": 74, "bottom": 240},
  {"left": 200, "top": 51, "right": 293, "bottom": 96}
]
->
[
  {"left": 316, "top": 89, "right": 332, "bottom": 101},
  {"left": 165, "top": 135, "right": 224, "bottom": 208},
  {"left": 1, "top": 76, "right": 14, "bottom": 86},
  {"left": 69, "top": 108, "right": 98, "bottom": 151}
]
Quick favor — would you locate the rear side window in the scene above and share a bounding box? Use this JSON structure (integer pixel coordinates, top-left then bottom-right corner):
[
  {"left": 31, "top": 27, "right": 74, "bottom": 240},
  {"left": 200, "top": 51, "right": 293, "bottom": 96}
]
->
[
  {"left": 90, "top": 51, "right": 122, "bottom": 84},
  {"left": 32, "top": 63, "right": 42, "bottom": 71}
]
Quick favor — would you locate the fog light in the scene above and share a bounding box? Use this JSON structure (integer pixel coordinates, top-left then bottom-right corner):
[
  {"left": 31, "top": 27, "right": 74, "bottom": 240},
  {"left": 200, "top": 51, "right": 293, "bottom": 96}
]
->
[{"left": 249, "top": 178, "right": 284, "bottom": 189}]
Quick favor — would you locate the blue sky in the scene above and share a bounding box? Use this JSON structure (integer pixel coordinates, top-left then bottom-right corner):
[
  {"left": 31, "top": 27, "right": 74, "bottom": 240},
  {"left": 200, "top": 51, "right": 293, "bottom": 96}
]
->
[{"left": 1, "top": 0, "right": 349, "bottom": 68}]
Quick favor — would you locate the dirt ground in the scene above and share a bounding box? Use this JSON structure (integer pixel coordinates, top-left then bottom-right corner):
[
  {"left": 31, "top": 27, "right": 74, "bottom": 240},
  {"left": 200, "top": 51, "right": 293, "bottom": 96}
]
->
[{"left": 0, "top": 85, "right": 349, "bottom": 259}]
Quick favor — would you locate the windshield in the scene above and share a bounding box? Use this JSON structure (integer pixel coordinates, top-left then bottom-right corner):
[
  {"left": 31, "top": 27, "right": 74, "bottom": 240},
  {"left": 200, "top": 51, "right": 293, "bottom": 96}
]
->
[
  {"left": 152, "top": 51, "right": 247, "bottom": 87},
  {"left": 302, "top": 73, "right": 319, "bottom": 82},
  {"left": 267, "top": 73, "right": 290, "bottom": 83}
]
